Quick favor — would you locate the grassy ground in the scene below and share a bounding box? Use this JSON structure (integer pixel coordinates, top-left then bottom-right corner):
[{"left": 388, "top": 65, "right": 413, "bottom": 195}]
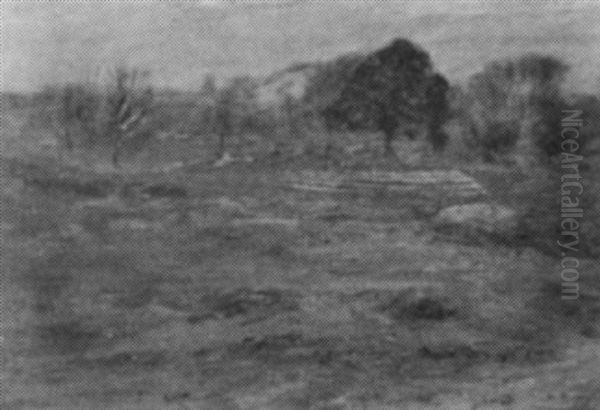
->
[{"left": 3, "top": 147, "right": 600, "bottom": 409}]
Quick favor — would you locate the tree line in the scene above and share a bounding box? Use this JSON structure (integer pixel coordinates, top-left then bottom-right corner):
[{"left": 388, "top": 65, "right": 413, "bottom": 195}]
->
[{"left": 29, "top": 37, "right": 599, "bottom": 167}]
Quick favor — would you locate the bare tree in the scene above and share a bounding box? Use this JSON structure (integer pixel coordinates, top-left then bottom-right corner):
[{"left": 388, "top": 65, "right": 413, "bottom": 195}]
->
[
  {"left": 213, "top": 76, "right": 257, "bottom": 158},
  {"left": 49, "top": 67, "right": 154, "bottom": 168},
  {"left": 47, "top": 82, "right": 99, "bottom": 159},
  {"left": 103, "top": 67, "right": 154, "bottom": 167}
]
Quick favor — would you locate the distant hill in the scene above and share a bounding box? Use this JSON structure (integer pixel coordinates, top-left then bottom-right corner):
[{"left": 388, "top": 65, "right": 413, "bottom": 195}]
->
[
  {"left": 256, "top": 64, "right": 318, "bottom": 106},
  {"left": 3, "top": 1, "right": 599, "bottom": 93}
]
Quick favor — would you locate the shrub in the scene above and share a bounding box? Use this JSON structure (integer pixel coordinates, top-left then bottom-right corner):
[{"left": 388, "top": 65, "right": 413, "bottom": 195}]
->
[{"left": 467, "top": 118, "right": 521, "bottom": 162}]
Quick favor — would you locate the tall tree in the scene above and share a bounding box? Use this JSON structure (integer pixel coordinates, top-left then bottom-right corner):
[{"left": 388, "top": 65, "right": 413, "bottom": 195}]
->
[
  {"left": 213, "top": 76, "right": 258, "bottom": 157},
  {"left": 49, "top": 66, "right": 154, "bottom": 167},
  {"left": 199, "top": 74, "right": 218, "bottom": 136},
  {"left": 200, "top": 74, "right": 218, "bottom": 99},
  {"left": 424, "top": 73, "right": 450, "bottom": 151},
  {"left": 325, "top": 39, "right": 445, "bottom": 156},
  {"left": 304, "top": 53, "right": 364, "bottom": 154},
  {"left": 104, "top": 67, "right": 154, "bottom": 167}
]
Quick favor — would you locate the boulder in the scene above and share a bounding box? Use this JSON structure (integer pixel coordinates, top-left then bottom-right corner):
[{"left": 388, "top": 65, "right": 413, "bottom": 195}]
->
[
  {"left": 433, "top": 202, "right": 519, "bottom": 237},
  {"left": 213, "top": 152, "right": 234, "bottom": 168}
]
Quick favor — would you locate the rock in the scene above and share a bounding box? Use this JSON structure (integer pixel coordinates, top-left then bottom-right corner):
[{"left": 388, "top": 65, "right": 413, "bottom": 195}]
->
[
  {"left": 213, "top": 152, "right": 234, "bottom": 167},
  {"left": 209, "top": 196, "right": 249, "bottom": 216},
  {"left": 39, "top": 136, "right": 59, "bottom": 149},
  {"left": 433, "top": 202, "right": 519, "bottom": 236}
]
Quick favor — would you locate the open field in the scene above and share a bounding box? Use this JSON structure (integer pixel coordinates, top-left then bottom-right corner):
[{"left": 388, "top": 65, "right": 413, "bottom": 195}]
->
[{"left": 3, "top": 150, "right": 600, "bottom": 408}]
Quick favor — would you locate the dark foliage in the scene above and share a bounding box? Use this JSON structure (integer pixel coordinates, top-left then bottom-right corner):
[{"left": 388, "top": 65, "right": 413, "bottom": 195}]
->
[
  {"left": 464, "top": 54, "right": 570, "bottom": 161},
  {"left": 320, "top": 38, "right": 449, "bottom": 155},
  {"left": 424, "top": 73, "right": 451, "bottom": 151}
]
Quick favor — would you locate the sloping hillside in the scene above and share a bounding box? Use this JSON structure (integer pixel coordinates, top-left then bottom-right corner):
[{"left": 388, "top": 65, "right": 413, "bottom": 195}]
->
[{"left": 256, "top": 64, "right": 317, "bottom": 106}]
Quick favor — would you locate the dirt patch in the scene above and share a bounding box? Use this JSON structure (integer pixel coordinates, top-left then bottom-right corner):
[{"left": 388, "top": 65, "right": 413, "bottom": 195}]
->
[
  {"left": 317, "top": 212, "right": 355, "bottom": 224},
  {"left": 112, "top": 286, "right": 158, "bottom": 309},
  {"left": 215, "top": 333, "right": 343, "bottom": 366},
  {"left": 35, "top": 321, "right": 103, "bottom": 354},
  {"left": 186, "top": 288, "right": 300, "bottom": 324},
  {"left": 378, "top": 294, "right": 457, "bottom": 321},
  {"left": 163, "top": 390, "right": 192, "bottom": 403},
  {"left": 231, "top": 333, "right": 305, "bottom": 356},
  {"left": 25, "top": 175, "right": 116, "bottom": 198},
  {"left": 108, "top": 217, "right": 161, "bottom": 231},
  {"left": 419, "top": 341, "right": 557, "bottom": 365},
  {"left": 77, "top": 350, "right": 167, "bottom": 370},
  {"left": 22, "top": 254, "right": 76, "bottom": 314},
  {"left": 404, "top": 297, "right": 457, "bottom": 320},
  {"left": 140, "top": 183, "right": 187, "bottom": 199},
  {"left": 259, "top": 243, "right": 296, "bottom": 260}
]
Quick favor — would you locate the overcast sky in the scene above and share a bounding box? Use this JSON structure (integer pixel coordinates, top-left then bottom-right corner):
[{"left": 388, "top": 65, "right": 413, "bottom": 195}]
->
[{"left": 2, "top": 1, "right": 598, "bottom": 92}]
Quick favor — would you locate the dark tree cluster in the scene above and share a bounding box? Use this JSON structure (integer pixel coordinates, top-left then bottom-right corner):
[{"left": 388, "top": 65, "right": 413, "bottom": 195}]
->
[{"left": 312, "top": 39, "right": 451, "bottom": 155}]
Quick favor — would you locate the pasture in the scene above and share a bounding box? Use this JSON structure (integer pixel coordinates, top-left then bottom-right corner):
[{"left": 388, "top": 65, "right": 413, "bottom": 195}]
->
[{"left": 3, "top": 138, "right": 599, "bottom": 408}]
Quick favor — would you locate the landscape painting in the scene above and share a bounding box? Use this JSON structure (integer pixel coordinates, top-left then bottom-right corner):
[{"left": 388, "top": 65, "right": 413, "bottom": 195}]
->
[{"left": 2, "top": 1, "right": 600, "bottom": 408}]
